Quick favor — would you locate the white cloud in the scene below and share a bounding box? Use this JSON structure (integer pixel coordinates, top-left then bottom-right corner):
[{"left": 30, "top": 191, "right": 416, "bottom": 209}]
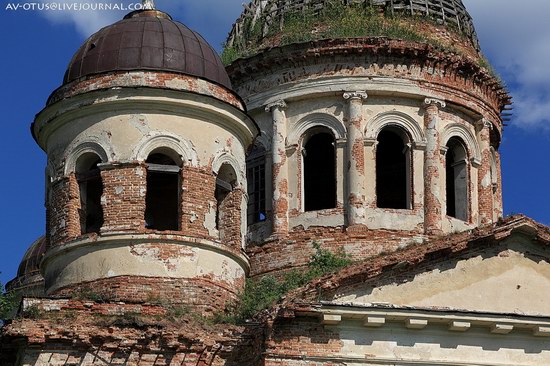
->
[
  {"left": 37, "top": 0, "right": 135, "bottom": 37},
  {"left": 464, "top": 0, "right": 550, "bottom": 131}
]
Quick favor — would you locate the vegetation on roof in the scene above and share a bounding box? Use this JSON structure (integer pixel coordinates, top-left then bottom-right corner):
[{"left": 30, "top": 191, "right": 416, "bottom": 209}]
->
[{"left": 222, "top": 2, "right": 471, "bottom": 65}]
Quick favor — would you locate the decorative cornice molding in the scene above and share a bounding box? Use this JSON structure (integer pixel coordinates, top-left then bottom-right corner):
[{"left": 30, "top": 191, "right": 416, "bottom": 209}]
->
[
  {"left": 265, "top": 100, "right": 287, "bottom": 112},
  {"left": 476, "top": 118, "right": 494, "bottom": 131},
  {"left": 424, "top": 97, "right": 446, "bottom": 110},
  {"left": 343, "top": 91, "right": 368, "bottom": 101}
]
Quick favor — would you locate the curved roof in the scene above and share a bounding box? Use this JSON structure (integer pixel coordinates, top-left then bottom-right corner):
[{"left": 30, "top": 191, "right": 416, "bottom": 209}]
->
[
  {"left": 16, "top": 236, "right": 46, "bottom": 278},
  {"left": 226, "top": 0, "right": 480, "bottom": 61},
  {"left": 64, "top": 9, "right": 231, "bottom": 89}
]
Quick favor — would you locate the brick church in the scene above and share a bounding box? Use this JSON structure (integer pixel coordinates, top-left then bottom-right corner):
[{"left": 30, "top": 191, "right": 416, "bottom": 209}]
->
[{"left": 2, "top": 0, "right": 550, "bottom": 364}]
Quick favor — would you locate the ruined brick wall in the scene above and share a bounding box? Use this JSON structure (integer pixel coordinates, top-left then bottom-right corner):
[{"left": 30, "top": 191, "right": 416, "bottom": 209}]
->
[
  {"left": 52, "top": 275, "right": 241, "bottom": 315},
  {"left": 263, "top": 317, "right": 343, "bottom": 365},
  {"left": 1, "top": 299, "right": 264, "bottom": 366},
  {"left": 219, "top": 189, "right": 244, "bottom": 250},
  {"left": 101, "top": 163, "right": 147, "bottom": 233},
  {"left": 248, "top": 226, "right": 425, "bottom": 278},
  {"left": 47, "top": 174, "right": 81, "bottom": 247},
  {"left": 180, "top": 166, "right": 216, "bottom": 239}
]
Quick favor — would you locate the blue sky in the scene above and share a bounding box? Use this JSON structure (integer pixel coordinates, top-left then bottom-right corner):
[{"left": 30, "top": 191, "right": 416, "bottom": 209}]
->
[{"left": 0, "top": 0, "right": 548, "bottom": 286}]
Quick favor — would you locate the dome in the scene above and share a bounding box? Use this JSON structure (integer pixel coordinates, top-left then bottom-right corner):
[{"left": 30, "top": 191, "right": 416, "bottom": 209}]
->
[
  {"left": 64, "top": 9, "right": 231, "bottom": 89},
  {"left": 5, "top": 236, "right": 46, "bottom": 296},
  {"left": 16, "top": 236, "right": 46, "bottom": 279},
  {"left": 225, "top": 0, "right": 480, "bottom": 63}
]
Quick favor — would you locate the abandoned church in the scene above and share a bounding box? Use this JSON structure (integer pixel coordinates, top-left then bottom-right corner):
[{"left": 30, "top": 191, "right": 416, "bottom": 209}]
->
[{"left": 2, "top": 0, "right": 550, "bottom": 364}]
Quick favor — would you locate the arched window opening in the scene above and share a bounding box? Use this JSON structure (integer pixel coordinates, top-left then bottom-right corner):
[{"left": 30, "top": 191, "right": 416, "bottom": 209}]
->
[
  {"left": 303, "top": 130, "right": 336, "bottom": 212},
  {"left": 145, "top": 151, "right": 182, "bottom": 231},
  {"left": 76, "top": 153, "right": 104, "bottom": 234},
  {"left": 446, "top": 138, "right": 469, "bottom": 221},
  {"left": 216, "top": 164, "right": 237, "bottom": 239},
  {"left": 376, "top": 127, "right": 411, "bottom": 209},
  {"left": 246, "top": 144, "right": 267, "bottom": 225}
]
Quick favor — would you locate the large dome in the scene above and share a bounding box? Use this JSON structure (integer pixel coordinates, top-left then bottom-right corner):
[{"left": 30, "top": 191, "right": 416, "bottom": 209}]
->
[
  {"left": 64, "top": 9, "right": 231, "bottom": 88},
  {"left": 224, "top": 0, "right": 480, "bottom": 64}
]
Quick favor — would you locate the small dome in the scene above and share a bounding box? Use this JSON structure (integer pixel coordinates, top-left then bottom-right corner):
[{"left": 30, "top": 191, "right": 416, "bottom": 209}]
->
[
  {"left": 17, "top": 236, "right": 46, "bottom": 278},
  {"left": 64, "top": 9, "right": 231, "bottom": 89}
]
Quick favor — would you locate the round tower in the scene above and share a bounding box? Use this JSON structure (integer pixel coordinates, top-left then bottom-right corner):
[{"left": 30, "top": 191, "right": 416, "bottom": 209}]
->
[
  {"left": 33, "top": 7, "right": 257, "bottom": 313},
  {"left": 226, "top": 0, "right": 510, "bottom": 277}
]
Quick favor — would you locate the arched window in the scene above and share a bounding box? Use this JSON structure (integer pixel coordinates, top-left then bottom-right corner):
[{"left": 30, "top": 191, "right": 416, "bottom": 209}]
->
[
  {"left": 145, "top": 150, "right": 182, "bottom": 231},
  {"left": 216, "top": 163, "right": 238, "bottom": 239},
  {"left": 376, "top": 127, "right": 412, "bottom": 209},
  {"left": 446, "top": 138, "right": 469, "bottom": 221},
  {"left": 246, "top": 143, "right": 267, "bottom": 225},
  {"left": 76, "top": 153, "right": 104, "bottom": 234},
  {"left": 303, "top": 129, "right": 336, "bottom": 212}
]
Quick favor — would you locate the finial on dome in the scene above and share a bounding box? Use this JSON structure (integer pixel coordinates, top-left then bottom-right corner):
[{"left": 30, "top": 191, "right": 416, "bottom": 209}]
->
[{"left": 142, "top": 0, "right": 155, "bottom": 10}]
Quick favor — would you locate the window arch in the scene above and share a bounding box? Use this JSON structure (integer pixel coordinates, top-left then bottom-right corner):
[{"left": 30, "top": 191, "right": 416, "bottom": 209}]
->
[
  {"left": 246, "top": 143, "right": 267, "bottom": 225},
  {"left": 376, "top": 127, "right": 412, "bottom": 209},
  {"left": 75, "top": 152, "right": 104, "bottom": 234},
  {"left": 145, "top": 149, "right": 182, "bottom": 231},
  {"left": 445, "top": 137, "right": 469, "bottom": 221},
  {"left": 302, "top": 128, "right": 336, "bottom": 212},
  {"left": 215, "top": 163, "right": 238, "bottom": 239}
]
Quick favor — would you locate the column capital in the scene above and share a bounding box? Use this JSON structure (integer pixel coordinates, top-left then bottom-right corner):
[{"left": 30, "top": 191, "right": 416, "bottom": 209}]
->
[
  {"left": 265, "top": 100, "right": 287, "bottom": 112},
  {"left": 423, "top": 98, "right": 446, "bottom": 110},
  {"left": 476, "top": 118, "right": 494, "bottom": 131},
  {"left": 343, "top": 91, "right": 368, "bottom": 101}
]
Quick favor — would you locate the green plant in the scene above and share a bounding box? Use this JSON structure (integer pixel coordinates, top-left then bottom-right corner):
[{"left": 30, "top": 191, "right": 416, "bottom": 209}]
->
[
  {"left": 73, "top": 287, "right": 104, "bottom": 302},
  {"left": 0, "top": 280, "right": 18, "bottom": 320},
  {"left": 218, "top": 242, "right": 352, "bottom": 324},
  {"left": 21, "top": 304, "right": 41, "bottom": 319}
]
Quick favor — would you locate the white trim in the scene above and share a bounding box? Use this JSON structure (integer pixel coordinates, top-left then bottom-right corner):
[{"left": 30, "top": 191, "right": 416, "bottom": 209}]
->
[
  {"left": 134, "top": 133, "right": 198, "bottom": 167},
  {"left": 287, "top": 112, "right": 346, "bottom": 147},
  {"left": 365, "top": 111, "right": 426, "bottom": 144},
  {"left": 440, "top": 123, "right": 482, "bottom": 165},
  {"left": 64, "top": 140, "right": 110, "bottom": 175}
]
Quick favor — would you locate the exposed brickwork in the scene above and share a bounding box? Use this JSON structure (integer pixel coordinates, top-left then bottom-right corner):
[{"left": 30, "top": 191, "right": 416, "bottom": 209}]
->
[
  {"left": 52, "top": 275, "right": 241, "bottom": 316},
  {"left": 219, "top": 188, "right": 244, "bottom": 250},
  {"left": 247, "top": 225, "right": 426, "bottom": 278},
  {"left": 47, "top": 71, "right": 244, "bottom": 110},
  {"left": 264, "top": 318, "right": 343, "bottom": 363},
  {"left": 423, "top": 102, "right": 443, "bottom": 235},
  {"left": 48, "top": 174, "right": 81, "bottom": 247},
  {"left": 180, "top": 166, "right": 217, "bottom": 238},
  {"left": 0, "top": 299, "right": 264, "bottom": 366},
  {"left": 101, "top": 163, "right": 147, "bottom": 233}
]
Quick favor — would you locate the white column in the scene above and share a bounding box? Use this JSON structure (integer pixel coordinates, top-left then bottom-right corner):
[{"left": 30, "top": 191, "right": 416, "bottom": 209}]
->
[
  {"left": 423, "top": 98, "right": 446, "bottom": 235},
  {"left": 266, "top": 100, "right": 289, "bottom": 237},
  {"left": 343, "top": 91, "right": 368, "bottom": 226}
]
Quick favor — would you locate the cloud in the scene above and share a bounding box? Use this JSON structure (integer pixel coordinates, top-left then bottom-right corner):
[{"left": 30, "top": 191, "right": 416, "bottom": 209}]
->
[
  {"left": 37, "top": 0, "right": 136, "bottom": 37},
  {"left": 464, "top": 0, "right": 550, "bottom": 131}
]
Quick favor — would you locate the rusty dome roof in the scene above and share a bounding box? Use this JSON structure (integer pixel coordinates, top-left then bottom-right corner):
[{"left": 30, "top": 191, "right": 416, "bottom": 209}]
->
[
  {"left": 16, "top": 236, "right": 46, "bottom": 278},
  {"left": 64, "top": 9, "right": 231, "bottom": 89}
]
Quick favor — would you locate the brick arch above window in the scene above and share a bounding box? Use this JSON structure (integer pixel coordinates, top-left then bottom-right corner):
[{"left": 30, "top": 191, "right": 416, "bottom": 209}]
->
[
  {"left": 64, "top": 141, "right": 110, "bottom": 176},
  {"left": 440, "top": 123, "right": 482, "bottom": 167},
  {"left": 365, "top": 111, "right": 426, "bottom": 146},
  {"left": 134, "top": 133, "right": 198, "bottom": 167},
  {"left": 287, "top": 113, "right": 346, "bottom": 147}
]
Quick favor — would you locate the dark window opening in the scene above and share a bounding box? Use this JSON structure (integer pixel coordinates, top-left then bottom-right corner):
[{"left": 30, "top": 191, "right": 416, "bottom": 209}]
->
[
  {"left": 304, "top": 132, "right": 336, "bottom": 212},
  {"left": 376, "top": 129, "right": 411, "bottom": 209},
  {"left": 246, "top": 144, "right": 266, "bottom": 225},
  {"left": 145, "top": 153, "right": 181, "bottom": 231},
  {"left": 446, "top": 138, "right": 468, "bottom": 221},
  {"left": 76, "top": 154, "right": 104, "bottom": 234}
]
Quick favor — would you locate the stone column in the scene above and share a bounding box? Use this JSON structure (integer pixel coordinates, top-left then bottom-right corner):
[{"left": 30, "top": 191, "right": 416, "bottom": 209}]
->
[
  {"left": 343, "top": 91, "right": 368, "bottom": 226},
  {"left": 423, "top": 98, "right": 446, "bottom": 235},
  {"left": 476, "top": 118, "right": 494, "bottom": 226},
  {"left": 266, "top": 100, "right": 289, "bottom": 237}
]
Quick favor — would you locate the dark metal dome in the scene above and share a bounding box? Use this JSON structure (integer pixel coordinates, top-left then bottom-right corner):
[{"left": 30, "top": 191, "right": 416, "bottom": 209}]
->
[
  {"left": 16, "top": 236, "right": 46, "bottom": 278},
  {"left": 64, "top": 9, "right": 231, "bottom": 88}
]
